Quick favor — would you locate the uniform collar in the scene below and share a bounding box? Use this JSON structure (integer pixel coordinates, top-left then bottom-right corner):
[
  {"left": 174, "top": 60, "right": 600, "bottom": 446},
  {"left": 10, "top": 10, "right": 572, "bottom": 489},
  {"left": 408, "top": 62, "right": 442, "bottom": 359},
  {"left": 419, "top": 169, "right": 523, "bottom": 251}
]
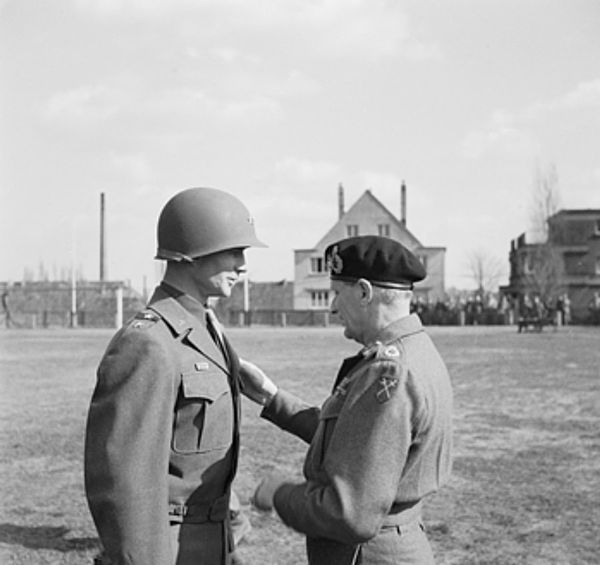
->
[
  {"left": 147, "top": 283, "right": 209, "bottom": 336},
  {"left": 359, "top": 313, "right": 423, "bottom": 355}
]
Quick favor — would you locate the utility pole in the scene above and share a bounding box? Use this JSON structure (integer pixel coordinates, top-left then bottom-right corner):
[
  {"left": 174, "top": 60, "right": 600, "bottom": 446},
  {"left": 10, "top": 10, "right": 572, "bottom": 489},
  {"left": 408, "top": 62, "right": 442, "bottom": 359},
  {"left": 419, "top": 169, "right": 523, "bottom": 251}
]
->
[{"left": 100, "top": 192, "right": 107, "bottom": 282}]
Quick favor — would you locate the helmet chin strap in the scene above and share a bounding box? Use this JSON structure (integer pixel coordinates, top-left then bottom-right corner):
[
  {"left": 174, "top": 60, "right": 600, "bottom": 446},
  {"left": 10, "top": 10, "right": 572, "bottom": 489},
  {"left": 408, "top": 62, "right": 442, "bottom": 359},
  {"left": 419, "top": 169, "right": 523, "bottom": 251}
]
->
[{"left": 155, "top": 248, "right": 194, "bottom": 262}]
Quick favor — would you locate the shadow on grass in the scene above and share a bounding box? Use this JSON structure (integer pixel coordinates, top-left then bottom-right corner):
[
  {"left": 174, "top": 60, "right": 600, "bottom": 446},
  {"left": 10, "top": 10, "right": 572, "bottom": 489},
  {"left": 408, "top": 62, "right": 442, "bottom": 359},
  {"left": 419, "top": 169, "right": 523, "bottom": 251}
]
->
[{"left": 0, "top": 523, "right": 100, "bottom": 552}]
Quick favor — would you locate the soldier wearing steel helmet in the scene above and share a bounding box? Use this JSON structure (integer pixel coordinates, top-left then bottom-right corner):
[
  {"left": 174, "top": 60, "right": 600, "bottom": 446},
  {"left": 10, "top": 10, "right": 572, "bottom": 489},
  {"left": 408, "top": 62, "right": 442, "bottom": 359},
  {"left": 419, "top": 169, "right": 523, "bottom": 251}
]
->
[
  {"left": 84, "top": 187, "right": 265, "bottom": 565},
  {"left": 239, "top": 236, "right": 453, "bottom": 565}
]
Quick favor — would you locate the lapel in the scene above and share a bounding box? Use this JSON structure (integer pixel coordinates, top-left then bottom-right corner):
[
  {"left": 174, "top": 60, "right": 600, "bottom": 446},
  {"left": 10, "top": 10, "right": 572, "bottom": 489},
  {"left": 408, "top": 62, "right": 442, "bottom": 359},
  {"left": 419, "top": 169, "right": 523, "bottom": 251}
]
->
[
  {"left": 331, "top": 353, "right": 364, "bottom": 392},
  {"left": 147, "top": 287, "right": 230, "bottom": 375},
  {"left": 186, "top": 326, "right": 230, "bottom": 375}
]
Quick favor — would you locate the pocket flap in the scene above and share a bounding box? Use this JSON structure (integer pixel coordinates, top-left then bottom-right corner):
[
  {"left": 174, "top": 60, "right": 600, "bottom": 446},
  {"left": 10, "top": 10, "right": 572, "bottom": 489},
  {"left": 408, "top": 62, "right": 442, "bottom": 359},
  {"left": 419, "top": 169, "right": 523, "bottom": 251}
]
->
[{"left": 181, "top": 370, "right": 229, "bottom": 401}]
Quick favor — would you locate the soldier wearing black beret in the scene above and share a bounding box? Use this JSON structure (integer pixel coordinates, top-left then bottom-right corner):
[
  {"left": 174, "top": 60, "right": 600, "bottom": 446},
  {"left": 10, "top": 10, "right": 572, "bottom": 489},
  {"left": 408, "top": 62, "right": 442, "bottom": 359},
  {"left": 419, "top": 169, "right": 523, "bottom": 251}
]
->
[{"left": 240, "top": 235, "right": 453, "bottom": 564}]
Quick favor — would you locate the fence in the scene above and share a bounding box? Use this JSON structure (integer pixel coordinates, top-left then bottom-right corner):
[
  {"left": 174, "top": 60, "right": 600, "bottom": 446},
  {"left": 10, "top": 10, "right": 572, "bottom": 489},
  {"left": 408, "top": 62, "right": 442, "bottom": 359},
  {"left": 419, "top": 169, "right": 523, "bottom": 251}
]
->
[{"left": 1, "top": 281, "right": 145, "bottom": 329}]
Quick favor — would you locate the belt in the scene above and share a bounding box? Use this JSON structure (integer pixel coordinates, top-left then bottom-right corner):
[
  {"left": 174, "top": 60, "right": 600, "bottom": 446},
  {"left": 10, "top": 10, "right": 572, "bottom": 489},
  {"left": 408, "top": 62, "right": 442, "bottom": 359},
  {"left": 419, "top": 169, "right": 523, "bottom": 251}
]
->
[{"left": 168, "top": 493, "right": 229, "bottom": 524}]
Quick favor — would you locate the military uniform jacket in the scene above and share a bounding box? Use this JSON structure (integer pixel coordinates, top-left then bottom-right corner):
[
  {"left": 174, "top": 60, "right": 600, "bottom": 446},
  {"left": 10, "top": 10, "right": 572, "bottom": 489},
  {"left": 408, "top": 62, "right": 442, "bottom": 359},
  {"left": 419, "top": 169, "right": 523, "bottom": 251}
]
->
[
  {"left": 84, "top": 284, "right": 240, "bottom": 565},
  {"left": 262, "top": 314, "right": 453, "bottom": 564}
]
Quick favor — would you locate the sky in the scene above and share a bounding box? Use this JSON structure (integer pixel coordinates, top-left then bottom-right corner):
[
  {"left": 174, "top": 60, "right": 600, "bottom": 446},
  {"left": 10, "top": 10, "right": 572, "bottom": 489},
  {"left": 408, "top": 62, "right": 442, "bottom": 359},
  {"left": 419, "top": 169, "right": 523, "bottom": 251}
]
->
[{"left": 1, "top": 0, "right": 599, "bottom": 294}]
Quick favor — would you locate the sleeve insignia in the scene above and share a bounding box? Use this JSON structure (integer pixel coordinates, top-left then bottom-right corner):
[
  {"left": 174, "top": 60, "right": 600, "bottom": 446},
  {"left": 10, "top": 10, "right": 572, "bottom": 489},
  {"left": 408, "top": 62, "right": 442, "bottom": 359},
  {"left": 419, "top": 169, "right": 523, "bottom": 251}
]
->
[{"left": 376, "top": 376, "right": 399, "bottom": 403}]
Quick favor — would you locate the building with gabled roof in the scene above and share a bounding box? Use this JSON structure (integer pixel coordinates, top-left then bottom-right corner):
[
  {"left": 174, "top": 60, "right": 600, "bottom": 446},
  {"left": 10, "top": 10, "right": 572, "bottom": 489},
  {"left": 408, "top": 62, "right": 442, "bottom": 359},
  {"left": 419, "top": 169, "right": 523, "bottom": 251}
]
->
[{"left": 293, "top": 183, "right": 446, "bottom": 309}]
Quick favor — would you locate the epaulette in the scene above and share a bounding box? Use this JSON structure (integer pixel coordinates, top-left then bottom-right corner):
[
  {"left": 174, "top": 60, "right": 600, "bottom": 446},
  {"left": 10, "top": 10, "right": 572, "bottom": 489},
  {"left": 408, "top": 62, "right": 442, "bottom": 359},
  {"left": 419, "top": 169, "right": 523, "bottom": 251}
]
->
[{"left": 130, "top": 309, "right": 161, "bottom": 329}]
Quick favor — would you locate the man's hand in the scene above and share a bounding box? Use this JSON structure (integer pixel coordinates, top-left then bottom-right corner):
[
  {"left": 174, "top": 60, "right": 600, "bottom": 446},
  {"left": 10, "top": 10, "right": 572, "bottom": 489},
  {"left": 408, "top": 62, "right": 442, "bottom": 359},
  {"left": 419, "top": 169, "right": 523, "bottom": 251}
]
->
[
  {"left": 239, "top": 359, "right": 278, "bottom": 406},
  {"left": 252, "top": 473, "right": 287, "bottom": 511}
]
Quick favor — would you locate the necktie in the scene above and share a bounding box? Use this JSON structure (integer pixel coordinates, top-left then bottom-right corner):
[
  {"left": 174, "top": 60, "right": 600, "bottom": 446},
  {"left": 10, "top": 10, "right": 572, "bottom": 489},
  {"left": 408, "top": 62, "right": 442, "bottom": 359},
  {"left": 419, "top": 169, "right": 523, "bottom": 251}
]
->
[{"left": 205, "top": 308, "right": 229, "bottom": 367}]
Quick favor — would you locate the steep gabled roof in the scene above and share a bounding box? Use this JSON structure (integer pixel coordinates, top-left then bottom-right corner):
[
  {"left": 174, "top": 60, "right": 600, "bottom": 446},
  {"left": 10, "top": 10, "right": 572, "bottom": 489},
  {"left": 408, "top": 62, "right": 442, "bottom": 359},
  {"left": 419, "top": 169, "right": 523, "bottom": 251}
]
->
[{"left": 315, "top": 189, "right": 423, "bottom": 249}]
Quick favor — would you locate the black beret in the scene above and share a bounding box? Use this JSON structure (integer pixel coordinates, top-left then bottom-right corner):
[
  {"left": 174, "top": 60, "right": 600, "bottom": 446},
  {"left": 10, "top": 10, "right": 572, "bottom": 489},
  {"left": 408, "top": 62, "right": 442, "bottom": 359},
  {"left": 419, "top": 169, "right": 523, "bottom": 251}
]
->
[{"left": 324, "top": 236, "right": 426, "bottom": 289}]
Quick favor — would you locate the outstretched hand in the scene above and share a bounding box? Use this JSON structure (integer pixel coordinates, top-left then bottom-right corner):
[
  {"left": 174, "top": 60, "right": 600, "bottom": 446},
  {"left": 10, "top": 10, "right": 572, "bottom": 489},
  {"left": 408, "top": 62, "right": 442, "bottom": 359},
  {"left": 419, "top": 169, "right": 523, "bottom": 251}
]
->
[
  {"left": 239, "top": 359, "right": 278, "bottom": 406},
  {"left": 252, "top": 472, "right": 288, "bottom": 511}
]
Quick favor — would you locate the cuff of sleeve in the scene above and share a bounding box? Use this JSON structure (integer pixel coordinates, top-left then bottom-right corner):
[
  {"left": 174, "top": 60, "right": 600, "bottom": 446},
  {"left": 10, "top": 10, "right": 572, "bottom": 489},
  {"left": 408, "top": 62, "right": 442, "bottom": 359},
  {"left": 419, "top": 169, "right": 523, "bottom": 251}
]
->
[
  {"left": 272, "top": 482, "right": 297, "bottom": 522},
  {"left": 260, "top": 389, "right": 299, "bottom": 424}
]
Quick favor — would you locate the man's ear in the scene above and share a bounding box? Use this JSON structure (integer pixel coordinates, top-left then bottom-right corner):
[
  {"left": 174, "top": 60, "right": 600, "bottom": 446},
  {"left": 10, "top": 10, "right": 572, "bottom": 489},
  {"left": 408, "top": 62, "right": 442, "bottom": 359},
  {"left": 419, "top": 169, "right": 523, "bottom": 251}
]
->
[{"left": 356, "top": 278, "right": 373, "bottom": 305}]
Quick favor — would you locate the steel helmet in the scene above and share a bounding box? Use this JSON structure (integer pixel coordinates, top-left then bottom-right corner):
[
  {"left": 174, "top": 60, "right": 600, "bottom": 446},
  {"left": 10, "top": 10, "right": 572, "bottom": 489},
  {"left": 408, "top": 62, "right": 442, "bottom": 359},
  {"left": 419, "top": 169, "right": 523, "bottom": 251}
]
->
[{"left": 155, "top": 187, "right": 267, "bottom": 261}]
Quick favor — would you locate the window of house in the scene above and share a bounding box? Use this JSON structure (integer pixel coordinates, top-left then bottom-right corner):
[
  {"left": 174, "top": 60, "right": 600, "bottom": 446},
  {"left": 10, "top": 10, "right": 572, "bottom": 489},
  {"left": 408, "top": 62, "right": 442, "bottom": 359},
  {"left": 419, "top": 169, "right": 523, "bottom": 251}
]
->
[
  {"left": 377, "top": 224, "right": 390, "bottom": 236},
  {"left": 310, "top": 257, "right": 324, "bottom": 273},
  {"left": 346, "top": 224, "right": 359, "bottom": 237},
  {"left": 595, "top": 256, "right": 600, "bottom": 276},
  {"left": 310, "top": 290, "right": 329, "bottom": 308},
  {"left": 564, "top": 252, "right": 587, "bottom": 275},
  {"left": 417, "top": 255, "right": 428, "bottom": 271}
]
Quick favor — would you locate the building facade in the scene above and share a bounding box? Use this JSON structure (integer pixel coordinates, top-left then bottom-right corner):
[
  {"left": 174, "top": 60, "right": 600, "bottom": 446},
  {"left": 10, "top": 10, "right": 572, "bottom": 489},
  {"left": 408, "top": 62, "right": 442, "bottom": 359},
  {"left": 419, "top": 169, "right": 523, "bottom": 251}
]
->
[
  {"left": 502, "top": 209, "right": 600, "bottom": 322},
  {"left": 293, "top": 184, "right": 446, "bottom": 310}
]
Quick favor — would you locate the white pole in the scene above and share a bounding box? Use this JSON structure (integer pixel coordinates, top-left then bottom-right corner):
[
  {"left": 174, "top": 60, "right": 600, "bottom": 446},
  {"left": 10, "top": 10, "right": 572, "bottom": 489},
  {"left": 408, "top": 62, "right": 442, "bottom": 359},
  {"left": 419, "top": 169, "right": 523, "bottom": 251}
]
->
[
  {"left": 243, "top": 275, "right": 249, "bottom": 311},
  {"left": 243, "top": 274, "right": 249, "bottom": 326},
  {"left": 70, "top": 223, "right": 78, "bottom": 328},
  {"left": 115, "top": 284, "right": 123, "bottom": 328}
]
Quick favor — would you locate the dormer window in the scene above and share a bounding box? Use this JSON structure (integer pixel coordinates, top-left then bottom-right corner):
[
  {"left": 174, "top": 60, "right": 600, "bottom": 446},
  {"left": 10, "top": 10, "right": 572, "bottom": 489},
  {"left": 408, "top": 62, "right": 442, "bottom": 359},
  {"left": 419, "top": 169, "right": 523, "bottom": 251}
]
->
[
  {"left": 346, "top": 224, "right": 359, "bottom": 237},
  {"left": 378, "top": 224, "right": 390, "bottom": 236}
]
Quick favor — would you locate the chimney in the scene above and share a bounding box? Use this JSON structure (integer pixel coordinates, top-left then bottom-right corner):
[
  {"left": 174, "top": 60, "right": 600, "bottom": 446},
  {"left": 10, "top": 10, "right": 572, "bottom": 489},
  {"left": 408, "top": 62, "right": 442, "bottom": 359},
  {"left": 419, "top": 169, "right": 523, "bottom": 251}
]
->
[
  {"left": 400, "top": 181, "right": 407, "bottom": 228},
  {"left": 338, "top": 183, "right": 345, "bottom": 220},
  {"left": 100, "top": 192, "right": 106, "bottom": 281}
]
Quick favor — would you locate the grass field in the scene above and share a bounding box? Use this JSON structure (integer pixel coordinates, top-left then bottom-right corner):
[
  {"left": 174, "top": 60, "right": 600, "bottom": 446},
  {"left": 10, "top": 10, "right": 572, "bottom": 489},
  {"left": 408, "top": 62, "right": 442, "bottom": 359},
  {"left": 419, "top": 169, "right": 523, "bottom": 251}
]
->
[{"left": 1, "top": 325, "right": 599, "bottom": 565}]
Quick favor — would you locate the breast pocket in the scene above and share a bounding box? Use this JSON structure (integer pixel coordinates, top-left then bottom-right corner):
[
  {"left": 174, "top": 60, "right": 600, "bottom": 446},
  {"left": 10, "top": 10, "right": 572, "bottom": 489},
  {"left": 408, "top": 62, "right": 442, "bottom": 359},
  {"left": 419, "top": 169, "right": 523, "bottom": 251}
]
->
[{"left": 172, "top": 365, "right": 233, "bottom": 455}]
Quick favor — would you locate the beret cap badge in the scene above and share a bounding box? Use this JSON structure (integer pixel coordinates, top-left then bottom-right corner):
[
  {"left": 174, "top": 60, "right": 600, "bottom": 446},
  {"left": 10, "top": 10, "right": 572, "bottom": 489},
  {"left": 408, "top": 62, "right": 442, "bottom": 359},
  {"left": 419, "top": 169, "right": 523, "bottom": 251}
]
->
[{"left": 328, "top": 245, "right": 344, "bottom": 275}]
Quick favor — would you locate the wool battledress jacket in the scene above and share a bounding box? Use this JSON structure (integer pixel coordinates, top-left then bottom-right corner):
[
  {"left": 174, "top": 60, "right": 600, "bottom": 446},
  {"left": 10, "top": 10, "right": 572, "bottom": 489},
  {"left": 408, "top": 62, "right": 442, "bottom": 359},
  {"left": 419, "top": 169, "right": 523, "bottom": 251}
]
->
[
  {"left": 262, "top": 314, "right": 453, "bottom": 565},
  {"left": 84, "top": 284, "right": 240, "bottom": 565}
]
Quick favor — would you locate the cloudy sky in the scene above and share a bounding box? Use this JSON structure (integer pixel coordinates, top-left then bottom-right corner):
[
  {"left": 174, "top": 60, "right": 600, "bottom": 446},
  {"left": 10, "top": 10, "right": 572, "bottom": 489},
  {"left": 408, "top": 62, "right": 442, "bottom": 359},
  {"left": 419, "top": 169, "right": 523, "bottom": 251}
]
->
[{"left": 2, "top": 0, "right": 599, "bottom": 293}]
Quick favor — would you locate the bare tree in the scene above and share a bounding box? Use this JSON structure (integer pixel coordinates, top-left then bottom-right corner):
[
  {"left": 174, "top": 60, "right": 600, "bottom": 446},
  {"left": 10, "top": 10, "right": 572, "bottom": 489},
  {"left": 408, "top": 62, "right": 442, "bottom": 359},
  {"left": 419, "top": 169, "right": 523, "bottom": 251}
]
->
[
  {"left": 525, "top": 162, "right": 563, "bottom": 304},
  {"left": 530, "top": 162, "right": 561, "bottom": 241},
  {"left": 466, "top": 249, "right": 506, "bottom": 295}
]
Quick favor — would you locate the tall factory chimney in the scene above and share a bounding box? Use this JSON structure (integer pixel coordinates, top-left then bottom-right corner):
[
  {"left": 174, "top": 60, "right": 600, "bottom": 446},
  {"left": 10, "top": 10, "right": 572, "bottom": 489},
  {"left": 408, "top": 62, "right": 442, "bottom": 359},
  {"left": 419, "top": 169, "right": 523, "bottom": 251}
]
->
[
  {"left": 100, "top": 192, "right": 106, "bottom": 282},
  {"left": 338, "top": 183, "right": 345, "bottom": 220},
  {"left": 400, "top": 181, "right": 407, "bottom": 228}
]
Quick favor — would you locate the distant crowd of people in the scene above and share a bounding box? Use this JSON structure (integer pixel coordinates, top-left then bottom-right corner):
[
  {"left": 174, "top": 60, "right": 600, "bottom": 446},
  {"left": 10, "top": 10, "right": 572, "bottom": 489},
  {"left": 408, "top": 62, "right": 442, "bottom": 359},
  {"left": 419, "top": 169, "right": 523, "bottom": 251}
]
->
[
  {"left": 409, "top": 294, "right": 510, "bottom": 326},
  {"left": 409, "top": 291, "right": 600, "bottom": 327}
]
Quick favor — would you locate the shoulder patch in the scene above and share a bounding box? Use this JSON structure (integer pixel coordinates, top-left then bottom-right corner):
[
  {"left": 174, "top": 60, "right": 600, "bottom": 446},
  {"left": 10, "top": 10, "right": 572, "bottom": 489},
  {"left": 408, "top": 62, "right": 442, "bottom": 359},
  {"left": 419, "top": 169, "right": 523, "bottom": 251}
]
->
[
  {"left": 370, "top": 356, "right": 406, "bottom": 403},
  {"left": 376, "top": 374, "right": 400, "bottom": 403}
]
